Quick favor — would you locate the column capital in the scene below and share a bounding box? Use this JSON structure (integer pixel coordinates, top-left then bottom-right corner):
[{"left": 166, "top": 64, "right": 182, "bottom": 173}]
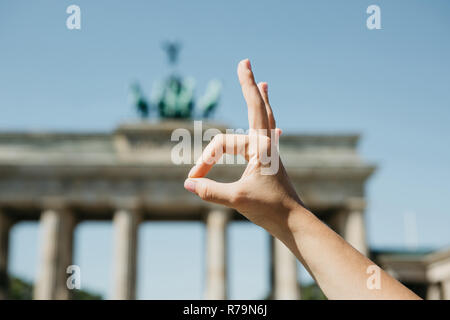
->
[
  {"left": 203, "top": 205, "right": 233, "bottom": 221},
  {"left": 114, "top": 208, "right": 143, "bottom": 225},
  {"left": 40, "top": 197, "right": 69, "bottom": 211},
  {"left": 206, "top": 203, "right": 233, "bottom": 211},
  {"left": 344, "top": 197, "right": 366, "bottom": 212},
  {"left": 39, "top": 206, "right": 79, "bottom": 229},
  {"left": 112, "top": 198, "right": 141, "bottom": 213}
]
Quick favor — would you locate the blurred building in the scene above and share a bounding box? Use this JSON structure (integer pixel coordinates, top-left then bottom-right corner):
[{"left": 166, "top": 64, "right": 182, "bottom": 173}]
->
[
  {"left": 373, "top": 248, "right": 450, "bottom": 300},
  {"left": 0, "top": 120, "right": 383, "bottom": 300}
]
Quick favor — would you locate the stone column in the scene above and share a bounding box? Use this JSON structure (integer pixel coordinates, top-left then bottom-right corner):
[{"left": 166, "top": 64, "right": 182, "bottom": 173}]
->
[
  {"left": 0, "top": 211, "right": 12, "bottom": 300},
  {"left": 112, "top": 208, "right": 141, "bottom": 300},
  {"left": 34, "top": 208, "right": 76, "bottom": 300},
  {"left": 426, "top": 282, "right": 441, "bottom": 300},
  {"left": 331, "top": 198, "right": 368, "bottom": 256},
  {"left": 204, "top": 207, "right": 230, "bottom": 300},
  {"left": 442, "top": 279, "right": 450, "bottom": 300},
  {"left": 270, "top": 236, "right": 300, "bottom": 300}
]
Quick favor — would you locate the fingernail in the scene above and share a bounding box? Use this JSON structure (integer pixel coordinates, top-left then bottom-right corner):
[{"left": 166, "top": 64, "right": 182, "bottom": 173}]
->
[
  {"left": 188, "top": 165, "right": 198, "bottom": 178},
  {"left": 263, "top": 82, "right": 268, "bottom": 93},
  {"left": 246, "top": 59, "right": 252, "bottom": 71},
  {"left": 184, "top": 179, "right": 197, "bottom": 193}
]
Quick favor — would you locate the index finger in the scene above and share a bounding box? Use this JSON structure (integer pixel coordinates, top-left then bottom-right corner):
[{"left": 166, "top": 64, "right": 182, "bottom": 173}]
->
[
  {"left": 257, "top": 82, "right": 276, "bottom": 131},
  {"left": 237, "top": 59, "right": 269, "bottom": 133},
  {"left": 188, "top": 133, "right": 249, "bottom": 178}
]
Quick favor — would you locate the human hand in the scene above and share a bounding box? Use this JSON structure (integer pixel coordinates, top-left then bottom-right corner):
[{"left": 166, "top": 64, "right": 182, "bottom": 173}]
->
[
  {"left": 184, "top": 60, "right": 422, "bottom": 300},
  {"left": 184, "top": 59, "right": 304, "bottom": 237}
]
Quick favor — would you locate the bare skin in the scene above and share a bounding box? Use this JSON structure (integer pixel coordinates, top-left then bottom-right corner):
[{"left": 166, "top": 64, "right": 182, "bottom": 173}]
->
[{"left": 184, "top": 59, "right": 421, "bottom": 300}]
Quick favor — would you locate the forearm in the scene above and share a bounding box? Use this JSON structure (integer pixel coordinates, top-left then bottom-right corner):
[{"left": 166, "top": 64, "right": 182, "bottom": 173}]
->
[
  {"left": 187, "top": 59, "right": 421, "bottom": 300},
  {"left": 269, "top": 204, "right": 421, "bottom": 300}
]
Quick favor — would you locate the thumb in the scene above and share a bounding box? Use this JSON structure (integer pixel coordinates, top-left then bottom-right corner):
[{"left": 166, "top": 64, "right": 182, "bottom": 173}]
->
[
  {"left": 184, "top": 178, "right": 236, "bottom": 206},
  {"left": 275, "top": 127, "right": 283, "bottom": 137}
]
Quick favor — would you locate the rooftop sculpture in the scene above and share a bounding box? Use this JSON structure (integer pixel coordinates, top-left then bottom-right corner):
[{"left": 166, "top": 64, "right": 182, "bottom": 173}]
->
[{"left": 130, "top": 41, "right": 221, "bottom": 120}]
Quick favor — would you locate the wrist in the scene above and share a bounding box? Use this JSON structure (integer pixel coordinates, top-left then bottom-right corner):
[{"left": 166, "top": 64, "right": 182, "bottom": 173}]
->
[
  {"left": 286, "top": 201, "right": 313, "bottom": 234},
  {"left": 268, "top": 198, "right": 312, "bottom": 241}
]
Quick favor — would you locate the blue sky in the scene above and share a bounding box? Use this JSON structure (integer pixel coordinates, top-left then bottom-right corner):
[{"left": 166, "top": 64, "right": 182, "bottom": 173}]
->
[{"left": 1, "top": 0, "right": 449, "bottom": 299}]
